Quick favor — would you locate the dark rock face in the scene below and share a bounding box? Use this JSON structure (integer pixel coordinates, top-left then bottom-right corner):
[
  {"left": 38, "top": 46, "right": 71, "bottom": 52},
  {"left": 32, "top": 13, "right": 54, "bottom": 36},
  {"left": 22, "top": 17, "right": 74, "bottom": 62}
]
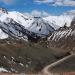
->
[
  {"left": 0, "top": 18, "right": 41, "bottom": 41},
  {"left": 0, "top": 7, "right": 8, "bottom": 14},
  {"left": 48, "top": 18, "right": 75, "bottom": 50}
]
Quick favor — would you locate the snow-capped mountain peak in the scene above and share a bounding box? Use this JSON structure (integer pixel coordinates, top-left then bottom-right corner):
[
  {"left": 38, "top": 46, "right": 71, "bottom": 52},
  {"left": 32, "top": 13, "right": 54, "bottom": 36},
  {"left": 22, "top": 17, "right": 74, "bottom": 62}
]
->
[
  {"left": 44, "top": 14, "right": 74, "bottom": 29},
  {"left": 0, "top": 8, "right": 55, "bottom": 40},
  {"left": 0, "top": 8, "right": 8, "bottom": 14}
]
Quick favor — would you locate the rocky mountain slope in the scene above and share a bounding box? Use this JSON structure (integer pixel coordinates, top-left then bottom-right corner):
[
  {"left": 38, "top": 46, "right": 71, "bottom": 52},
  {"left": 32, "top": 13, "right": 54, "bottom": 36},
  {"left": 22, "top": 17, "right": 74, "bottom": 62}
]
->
[
  {"left": 48, "top": 17, "right": 75, "bottom": 50},
  {"left": 0, "top": 39, "right": 59, "bottom": 73},
  {"left": 44, "top": 14, "right": 74, "bottom": 30},
  {"left": 0, "top": 8, "right": 54, "bottom": 41}
]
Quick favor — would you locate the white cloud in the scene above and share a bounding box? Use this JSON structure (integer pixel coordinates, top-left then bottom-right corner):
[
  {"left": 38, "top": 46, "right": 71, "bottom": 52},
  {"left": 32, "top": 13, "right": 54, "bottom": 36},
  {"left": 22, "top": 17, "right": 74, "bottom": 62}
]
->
[
  {"left": 35, "top": 0, "right": 54, "bottom": 4},
  {"left": 23, "top": 10, "right": 50, "bottom": 17},
  {"left": 42, "top": 11, "right": 50, "bottom": 16},
  {"left": 34, "top": 0, "right": 75, "bottom": 6},
  {"left": 23, "top": 9, "right": 75, "bottom": 17},
  {"left": 64, "top": 10, "right": 75, "bottom": 15},
  {"left": 0, "top": 0, "right": 13, "bottom": 5},
  {"left": 31, "top": 10, "right": 50, "bottom": 17},
  {"left": 31, "top": 10, "right": 42, "bottom": 17},
  {"left": 63, "top": 0, "right": 75, "bottom": 6}
]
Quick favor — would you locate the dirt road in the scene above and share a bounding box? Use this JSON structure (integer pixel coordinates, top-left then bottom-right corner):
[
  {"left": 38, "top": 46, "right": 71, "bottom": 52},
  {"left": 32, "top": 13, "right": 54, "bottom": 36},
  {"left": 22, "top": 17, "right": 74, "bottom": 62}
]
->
[{"left": 42, "top": 54, "right": 73, "bottom": 75}]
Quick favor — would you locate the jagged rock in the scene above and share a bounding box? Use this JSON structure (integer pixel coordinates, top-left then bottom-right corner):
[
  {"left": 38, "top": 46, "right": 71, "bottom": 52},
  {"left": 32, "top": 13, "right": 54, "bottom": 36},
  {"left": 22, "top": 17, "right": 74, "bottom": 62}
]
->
[
  {"left": 0, "top": 8, "right": 55, "bottom": 41},
  {"left": 48, "top": 17, "right": 75, "bottom": 50}
]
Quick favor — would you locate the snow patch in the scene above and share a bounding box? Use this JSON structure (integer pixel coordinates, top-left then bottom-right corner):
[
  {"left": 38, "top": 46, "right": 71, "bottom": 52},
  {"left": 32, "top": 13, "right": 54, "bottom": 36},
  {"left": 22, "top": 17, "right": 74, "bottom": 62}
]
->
[{"left": 0, "top": 67, "right": 8, "bottom": 72}]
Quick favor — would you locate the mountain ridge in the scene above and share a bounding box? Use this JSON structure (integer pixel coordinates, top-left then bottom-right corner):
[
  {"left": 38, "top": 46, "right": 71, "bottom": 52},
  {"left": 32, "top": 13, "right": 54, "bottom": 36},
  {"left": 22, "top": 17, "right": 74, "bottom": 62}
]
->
[
  {"left": 0, "top": 8, "right": 55, "bottom": 41},
  {"left": 48, "top": 18, "right": 75, "bottom": 50}
]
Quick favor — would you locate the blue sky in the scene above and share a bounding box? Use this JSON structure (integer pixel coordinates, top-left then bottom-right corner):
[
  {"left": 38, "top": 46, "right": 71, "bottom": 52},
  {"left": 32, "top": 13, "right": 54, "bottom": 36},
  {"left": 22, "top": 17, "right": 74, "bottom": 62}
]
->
[{"left": 0, "top": 0, "right": 75, "bottom": 15}]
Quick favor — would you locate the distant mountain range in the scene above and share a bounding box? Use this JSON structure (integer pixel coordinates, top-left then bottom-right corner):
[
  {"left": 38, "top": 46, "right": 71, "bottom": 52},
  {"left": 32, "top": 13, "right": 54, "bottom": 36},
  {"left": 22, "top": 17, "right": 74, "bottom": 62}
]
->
[
  {"left": 0, "top": 7, "right": 75, "bottom": 45},
  {"left": 0, "top": 8, "right": 54, "bottom": 41},
  {"left": 0, "top": 7, "right": 75, "bottom": 73}
]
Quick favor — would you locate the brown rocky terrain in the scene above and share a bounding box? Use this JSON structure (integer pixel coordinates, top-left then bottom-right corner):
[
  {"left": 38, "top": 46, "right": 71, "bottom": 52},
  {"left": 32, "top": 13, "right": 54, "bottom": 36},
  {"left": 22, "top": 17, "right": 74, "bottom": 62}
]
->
[{"left": 48, "top": 18, "right": 75, "bottom": 52}]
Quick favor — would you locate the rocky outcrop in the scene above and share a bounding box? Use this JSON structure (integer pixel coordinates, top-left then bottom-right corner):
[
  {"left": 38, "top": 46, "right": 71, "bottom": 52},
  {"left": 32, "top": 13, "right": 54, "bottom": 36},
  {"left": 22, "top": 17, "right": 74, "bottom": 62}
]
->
[{"left": 48, "top": 17, "right": 75, "bottom": 50}]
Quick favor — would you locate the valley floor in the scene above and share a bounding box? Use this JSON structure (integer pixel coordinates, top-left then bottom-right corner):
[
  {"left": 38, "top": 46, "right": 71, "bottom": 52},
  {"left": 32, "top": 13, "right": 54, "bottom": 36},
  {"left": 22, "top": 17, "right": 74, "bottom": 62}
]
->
[{"left": 0, "top": 39, "right": 73, "bottom": 75}]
